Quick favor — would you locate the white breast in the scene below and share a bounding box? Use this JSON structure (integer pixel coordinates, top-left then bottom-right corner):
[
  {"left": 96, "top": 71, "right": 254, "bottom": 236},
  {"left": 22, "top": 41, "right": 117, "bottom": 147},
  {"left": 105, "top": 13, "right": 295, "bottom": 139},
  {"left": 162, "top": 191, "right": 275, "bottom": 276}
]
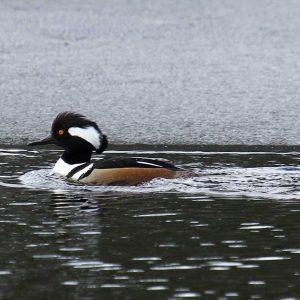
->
[{"left": 53, "top": 158, "right": 84, "bottom": 177}]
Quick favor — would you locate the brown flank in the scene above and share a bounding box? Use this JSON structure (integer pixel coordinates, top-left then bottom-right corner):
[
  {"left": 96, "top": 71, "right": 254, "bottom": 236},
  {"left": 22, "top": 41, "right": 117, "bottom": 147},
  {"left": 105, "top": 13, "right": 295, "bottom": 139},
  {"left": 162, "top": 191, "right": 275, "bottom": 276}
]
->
[{"left": 80, "top": 167, "right": 192, "bottom": 186}]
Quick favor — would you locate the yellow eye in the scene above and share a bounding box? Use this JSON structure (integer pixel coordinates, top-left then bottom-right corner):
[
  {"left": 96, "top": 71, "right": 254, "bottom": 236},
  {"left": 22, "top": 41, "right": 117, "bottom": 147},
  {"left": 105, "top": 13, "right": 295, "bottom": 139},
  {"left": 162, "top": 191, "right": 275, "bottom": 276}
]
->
[{"left": 58, "top": 129, "right": 64, "bottom": 135}]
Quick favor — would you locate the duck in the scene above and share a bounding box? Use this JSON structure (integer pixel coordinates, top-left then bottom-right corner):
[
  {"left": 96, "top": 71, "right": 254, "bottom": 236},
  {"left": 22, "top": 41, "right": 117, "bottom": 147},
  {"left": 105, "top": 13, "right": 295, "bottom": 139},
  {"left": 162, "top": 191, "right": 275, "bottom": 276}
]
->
[{"left": 28, "top": 112, "right": 192, "bottom": 185}]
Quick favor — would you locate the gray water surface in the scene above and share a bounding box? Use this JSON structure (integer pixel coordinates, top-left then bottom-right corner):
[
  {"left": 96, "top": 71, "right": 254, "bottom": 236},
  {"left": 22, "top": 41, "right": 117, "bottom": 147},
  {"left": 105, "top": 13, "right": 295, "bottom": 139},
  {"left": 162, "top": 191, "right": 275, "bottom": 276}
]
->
[
  {"left": 1, "top": 0, "right": 300, "bottom": 145},
  {"left": 0, "top": 146, "right": 299, "bottom": 299}
]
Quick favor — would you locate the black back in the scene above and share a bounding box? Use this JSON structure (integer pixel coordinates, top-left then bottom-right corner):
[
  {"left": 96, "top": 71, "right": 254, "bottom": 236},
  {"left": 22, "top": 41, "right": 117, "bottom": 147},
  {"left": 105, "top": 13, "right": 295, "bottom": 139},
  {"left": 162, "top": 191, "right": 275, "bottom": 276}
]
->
[{"left": 94, "top": 157, "right": 181, "bottom": 171}]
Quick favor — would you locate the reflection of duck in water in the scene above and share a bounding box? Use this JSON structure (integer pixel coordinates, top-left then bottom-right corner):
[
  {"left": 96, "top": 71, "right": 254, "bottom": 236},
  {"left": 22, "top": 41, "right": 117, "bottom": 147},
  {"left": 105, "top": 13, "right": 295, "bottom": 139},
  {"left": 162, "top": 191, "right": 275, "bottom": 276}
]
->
[
  {"left": 28, "top": 112, "right": 193, "bottom": 185},
  {"left": 50, "top": 192, "right": 99, "bottom": 217}
]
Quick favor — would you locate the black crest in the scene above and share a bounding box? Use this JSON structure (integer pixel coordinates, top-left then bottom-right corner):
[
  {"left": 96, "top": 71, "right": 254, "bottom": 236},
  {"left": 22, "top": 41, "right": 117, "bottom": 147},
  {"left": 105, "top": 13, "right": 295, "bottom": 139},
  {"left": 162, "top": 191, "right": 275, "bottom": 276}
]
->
[
  {"left": 51, "top": 112, "right": 100, "bottom": 134},
  {"left": 51, "top": 112, "right": 108, "bottom": 154}
]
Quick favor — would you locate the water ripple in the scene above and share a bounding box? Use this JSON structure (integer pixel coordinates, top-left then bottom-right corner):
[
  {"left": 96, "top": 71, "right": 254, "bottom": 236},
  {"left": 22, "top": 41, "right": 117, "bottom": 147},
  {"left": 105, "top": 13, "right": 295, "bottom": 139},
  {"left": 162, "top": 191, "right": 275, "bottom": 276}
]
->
[{"left": 19, "top": 165, "right": 300, "bottom": 200}]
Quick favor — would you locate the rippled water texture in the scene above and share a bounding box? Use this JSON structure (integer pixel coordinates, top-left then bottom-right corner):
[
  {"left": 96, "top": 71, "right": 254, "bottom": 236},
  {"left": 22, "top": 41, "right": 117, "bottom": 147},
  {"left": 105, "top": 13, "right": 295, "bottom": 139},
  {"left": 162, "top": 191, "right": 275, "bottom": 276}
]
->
[{"left": 0, "top": 146, "right": 299, "bottom": 299}]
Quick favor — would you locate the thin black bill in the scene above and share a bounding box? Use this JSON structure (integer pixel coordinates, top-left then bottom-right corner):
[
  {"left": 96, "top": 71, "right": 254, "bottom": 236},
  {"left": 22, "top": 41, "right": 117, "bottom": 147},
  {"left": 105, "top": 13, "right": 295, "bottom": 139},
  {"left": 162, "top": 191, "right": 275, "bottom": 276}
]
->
[{"left": 27, "top": 136, "right": 55, "bottom": 146}]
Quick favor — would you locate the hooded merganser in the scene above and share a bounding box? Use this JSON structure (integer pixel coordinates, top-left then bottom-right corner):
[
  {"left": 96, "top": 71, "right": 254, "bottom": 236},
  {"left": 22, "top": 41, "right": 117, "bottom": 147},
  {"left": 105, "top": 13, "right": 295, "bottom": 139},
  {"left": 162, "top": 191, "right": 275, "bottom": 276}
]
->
[{"left": 28, "top": 112, "right": 192, "bottom": 185}]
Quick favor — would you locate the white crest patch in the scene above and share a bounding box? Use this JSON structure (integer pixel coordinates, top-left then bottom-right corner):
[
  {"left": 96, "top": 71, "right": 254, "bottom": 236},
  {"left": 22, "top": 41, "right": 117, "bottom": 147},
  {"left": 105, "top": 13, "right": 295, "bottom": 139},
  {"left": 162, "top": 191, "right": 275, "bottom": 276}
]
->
[{"left": 68, "top": 126, "right": 101, "bottom": 149}]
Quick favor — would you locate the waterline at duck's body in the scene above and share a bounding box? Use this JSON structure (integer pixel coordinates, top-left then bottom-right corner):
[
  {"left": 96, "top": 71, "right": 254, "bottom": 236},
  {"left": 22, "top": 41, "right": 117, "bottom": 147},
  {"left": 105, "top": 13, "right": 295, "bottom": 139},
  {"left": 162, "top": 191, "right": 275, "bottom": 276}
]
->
[{"left": 29, "top": 112, "right": 194, "bottom": 186}]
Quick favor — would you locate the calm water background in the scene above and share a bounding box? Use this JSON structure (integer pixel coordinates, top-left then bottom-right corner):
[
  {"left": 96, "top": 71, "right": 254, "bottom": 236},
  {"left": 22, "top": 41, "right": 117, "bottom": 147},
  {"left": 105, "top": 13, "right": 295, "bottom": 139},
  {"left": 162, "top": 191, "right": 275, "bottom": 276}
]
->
[
  {"left": 0, "top": 146, "right": 299, "bottom": 299},
  {"left": 1, "top": 1, "right": 300, "bottom": 298}
]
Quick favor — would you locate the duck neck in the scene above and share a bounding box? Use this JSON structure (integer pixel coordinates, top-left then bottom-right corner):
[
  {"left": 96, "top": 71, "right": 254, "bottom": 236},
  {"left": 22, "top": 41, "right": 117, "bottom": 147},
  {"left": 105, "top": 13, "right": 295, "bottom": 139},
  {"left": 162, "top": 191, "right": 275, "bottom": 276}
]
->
[{"left": 61, "top": 148, "right": 93, "bottom": 164}]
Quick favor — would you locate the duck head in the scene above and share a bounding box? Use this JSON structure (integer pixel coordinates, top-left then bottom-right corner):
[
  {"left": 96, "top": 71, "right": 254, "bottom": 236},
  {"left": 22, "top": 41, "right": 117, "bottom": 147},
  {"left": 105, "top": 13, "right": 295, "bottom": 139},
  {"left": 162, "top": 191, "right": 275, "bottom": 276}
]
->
[{"left": 28, "top": 112, "right": 108, "bottom": 163}]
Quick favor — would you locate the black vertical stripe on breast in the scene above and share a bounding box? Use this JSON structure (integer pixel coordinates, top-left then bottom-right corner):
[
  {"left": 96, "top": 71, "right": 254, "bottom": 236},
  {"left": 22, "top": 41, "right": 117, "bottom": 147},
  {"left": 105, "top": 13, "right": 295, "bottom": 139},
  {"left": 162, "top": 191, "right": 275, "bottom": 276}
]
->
[
  {"left": 78, "top": 165, "right": 95, "bottom": 181},
  {"left": 66, "top": 162, "right": 92, "bottom": 179}
]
